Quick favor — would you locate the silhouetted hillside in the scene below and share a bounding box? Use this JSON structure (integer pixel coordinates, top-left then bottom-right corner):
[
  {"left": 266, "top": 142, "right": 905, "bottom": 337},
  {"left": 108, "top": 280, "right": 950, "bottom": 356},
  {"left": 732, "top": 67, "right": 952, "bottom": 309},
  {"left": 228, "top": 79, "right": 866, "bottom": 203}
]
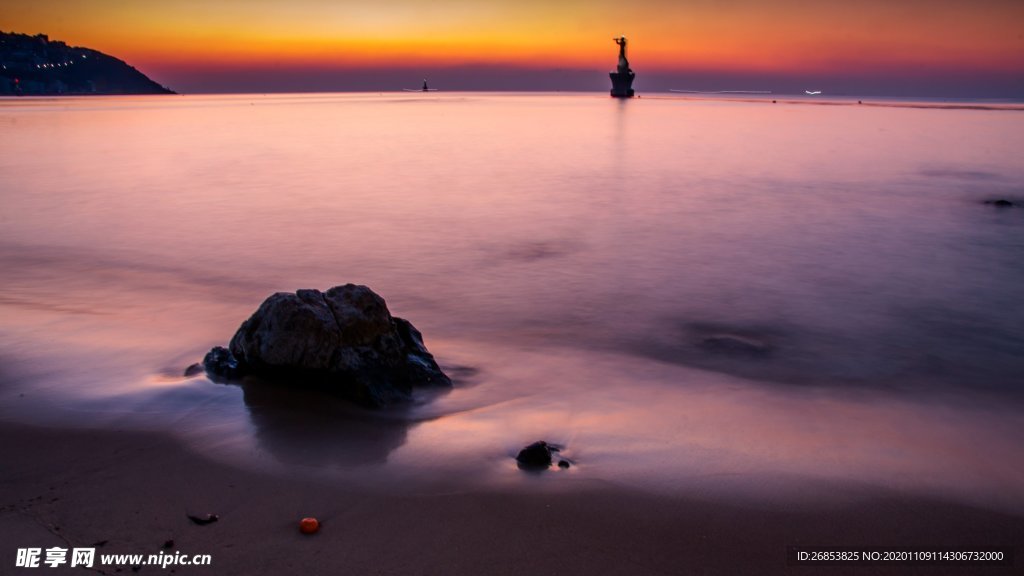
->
[{"left": 0, "top": 31, "right": 173, "bottom": 95}]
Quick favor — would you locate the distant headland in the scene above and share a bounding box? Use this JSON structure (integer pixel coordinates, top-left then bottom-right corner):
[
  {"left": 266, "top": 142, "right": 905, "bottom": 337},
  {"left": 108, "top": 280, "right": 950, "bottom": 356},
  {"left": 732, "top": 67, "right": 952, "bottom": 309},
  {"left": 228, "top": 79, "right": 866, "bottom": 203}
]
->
[{"left": 0, "top": 31, "right": 174, "bottom": 95}]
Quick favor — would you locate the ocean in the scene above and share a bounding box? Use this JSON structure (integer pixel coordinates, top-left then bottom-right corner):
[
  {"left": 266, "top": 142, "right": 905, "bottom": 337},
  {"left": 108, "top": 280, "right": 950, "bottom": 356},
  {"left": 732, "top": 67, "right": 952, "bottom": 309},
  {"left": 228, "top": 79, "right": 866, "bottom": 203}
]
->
[{"left": 1, "top": 92, "right": 1022, "bottom": 511}]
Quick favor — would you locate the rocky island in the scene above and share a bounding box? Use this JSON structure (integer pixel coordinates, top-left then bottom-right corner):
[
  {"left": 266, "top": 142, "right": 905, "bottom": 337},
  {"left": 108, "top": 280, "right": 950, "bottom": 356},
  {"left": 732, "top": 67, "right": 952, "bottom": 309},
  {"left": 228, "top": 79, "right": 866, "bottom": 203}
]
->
[{"left": 0, "top": 31, "right": 174, "bottom": 95}]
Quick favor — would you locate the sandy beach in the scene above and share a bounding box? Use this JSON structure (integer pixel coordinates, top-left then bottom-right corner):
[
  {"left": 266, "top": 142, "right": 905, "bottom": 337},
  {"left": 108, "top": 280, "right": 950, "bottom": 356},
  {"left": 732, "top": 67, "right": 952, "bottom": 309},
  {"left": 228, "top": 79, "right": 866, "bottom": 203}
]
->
[{"left": 2, "top": 420, "right": 1020, "bottom": 575}]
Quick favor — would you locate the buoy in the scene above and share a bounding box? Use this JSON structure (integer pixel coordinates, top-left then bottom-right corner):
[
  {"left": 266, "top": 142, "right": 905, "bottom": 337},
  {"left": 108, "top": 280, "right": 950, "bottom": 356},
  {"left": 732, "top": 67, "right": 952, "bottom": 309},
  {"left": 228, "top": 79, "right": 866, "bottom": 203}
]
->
[{"left": 299, "top": 517, "right": 320, "bottom": 534}]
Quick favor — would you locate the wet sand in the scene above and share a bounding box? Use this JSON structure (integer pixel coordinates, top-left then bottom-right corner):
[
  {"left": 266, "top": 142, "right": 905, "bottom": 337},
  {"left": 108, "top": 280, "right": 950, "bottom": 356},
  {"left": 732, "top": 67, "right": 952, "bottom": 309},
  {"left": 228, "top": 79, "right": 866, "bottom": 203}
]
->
[{"left": 2, "top": 421, "right": 1020, "bottom": 575}]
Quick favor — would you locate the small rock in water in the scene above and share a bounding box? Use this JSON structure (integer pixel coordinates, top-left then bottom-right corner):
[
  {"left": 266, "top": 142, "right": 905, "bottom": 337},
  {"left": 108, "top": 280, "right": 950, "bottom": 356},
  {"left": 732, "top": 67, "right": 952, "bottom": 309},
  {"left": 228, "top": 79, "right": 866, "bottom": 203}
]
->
[
  {"left": 516, "top": 441, "right": 556, "bottom": 470},
  {"left": 162, "top": 539, "right": 174, "bottom": 550},
  {"left": 183, "top": 363, "right": 204, "bottom": 377},
  {"left": 558, "top": 460, "right": 571, "bottom": 469},
  {"left": 699, "top": 334, "right": 770, "bottom": 357},
  {"left": 203, "top": 346, "right": 241, "bottom": 378},
  {"left": 984, "top": 199, "right": 1016, "bottom": 208}
]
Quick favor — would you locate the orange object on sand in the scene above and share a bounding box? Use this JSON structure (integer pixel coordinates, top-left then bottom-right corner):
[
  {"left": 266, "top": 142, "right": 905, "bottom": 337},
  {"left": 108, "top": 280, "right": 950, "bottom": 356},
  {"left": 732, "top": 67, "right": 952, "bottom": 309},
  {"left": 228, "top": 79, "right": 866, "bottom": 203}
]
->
[{"left": 299, "top": 517, "right": 319, "bottom": 534}]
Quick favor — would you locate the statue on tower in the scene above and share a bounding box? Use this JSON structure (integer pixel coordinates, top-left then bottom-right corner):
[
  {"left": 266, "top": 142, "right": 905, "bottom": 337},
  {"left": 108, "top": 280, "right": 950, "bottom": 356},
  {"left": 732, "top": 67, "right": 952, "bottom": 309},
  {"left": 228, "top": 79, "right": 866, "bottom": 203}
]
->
[
  {"left": 615, "top": 36, "right": 630, "bottom": 74},
  {"left": 610, "top": 35, "right": 635, "bottom": 98}
]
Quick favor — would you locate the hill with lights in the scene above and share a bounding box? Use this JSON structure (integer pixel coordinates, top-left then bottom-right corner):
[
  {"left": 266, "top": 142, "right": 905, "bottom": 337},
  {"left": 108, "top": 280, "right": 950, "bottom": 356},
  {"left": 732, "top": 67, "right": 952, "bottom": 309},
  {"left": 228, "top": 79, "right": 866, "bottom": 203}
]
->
[{"left": 0, "top": 31, "right": 173, "bottom": 95}]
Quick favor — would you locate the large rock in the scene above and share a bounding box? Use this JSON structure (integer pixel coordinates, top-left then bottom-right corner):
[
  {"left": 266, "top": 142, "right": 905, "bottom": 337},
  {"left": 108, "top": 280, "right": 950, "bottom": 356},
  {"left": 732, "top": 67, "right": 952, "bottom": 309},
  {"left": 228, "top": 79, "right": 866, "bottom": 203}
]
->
[{"left": 205, "top": 284, "right": 450, "bottom": 407}]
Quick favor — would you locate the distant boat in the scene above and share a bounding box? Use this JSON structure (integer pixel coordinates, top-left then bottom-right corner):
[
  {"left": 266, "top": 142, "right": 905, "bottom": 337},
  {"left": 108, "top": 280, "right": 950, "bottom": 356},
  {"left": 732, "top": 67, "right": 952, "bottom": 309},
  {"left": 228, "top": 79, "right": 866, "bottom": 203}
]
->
[
  {"left": 805, "top": 90, "right": 822, "bottom": 95},
  {"left": 403, "top": 78, "right": 438, "bottom": 92}
]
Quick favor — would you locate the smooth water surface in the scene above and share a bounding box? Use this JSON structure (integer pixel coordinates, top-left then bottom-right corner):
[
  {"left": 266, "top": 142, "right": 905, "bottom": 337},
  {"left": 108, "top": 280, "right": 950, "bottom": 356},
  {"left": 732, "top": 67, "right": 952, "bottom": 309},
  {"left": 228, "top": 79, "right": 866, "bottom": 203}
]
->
[{"left": 1, "top": 93, "right": 1023, "bottom": 510}]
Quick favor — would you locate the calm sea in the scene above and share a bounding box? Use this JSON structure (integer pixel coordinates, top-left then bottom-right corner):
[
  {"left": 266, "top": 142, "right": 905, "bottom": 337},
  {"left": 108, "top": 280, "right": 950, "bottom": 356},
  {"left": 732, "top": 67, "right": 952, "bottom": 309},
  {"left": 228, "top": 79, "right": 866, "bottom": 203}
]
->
[{"left": 1, "top": 93, "right": 1023, "bottom": 509}]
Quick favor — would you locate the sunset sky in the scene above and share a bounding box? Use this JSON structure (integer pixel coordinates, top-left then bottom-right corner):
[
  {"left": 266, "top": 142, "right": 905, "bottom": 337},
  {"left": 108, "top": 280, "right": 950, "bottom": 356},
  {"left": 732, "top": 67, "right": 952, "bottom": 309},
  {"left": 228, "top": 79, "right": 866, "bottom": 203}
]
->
[{"left": 3, "top": 0, "right": 1023, "bottom": 96}]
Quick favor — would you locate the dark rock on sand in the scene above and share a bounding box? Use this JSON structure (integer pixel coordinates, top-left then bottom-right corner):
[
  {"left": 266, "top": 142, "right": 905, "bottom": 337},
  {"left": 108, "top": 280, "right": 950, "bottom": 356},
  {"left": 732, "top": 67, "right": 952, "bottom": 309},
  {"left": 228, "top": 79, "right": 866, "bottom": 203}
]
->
[
  {"left": 516, "top": 441, "right": 557, "bottom": 470},
  {"left": 984, "top": 199, "right": 1016, "bottom": 208},
  {"left": 186, "top": 513, "right": 219, "bottom": 526},
  {"left": 205, "top": 284, "right": 451, "bottom": 408}
]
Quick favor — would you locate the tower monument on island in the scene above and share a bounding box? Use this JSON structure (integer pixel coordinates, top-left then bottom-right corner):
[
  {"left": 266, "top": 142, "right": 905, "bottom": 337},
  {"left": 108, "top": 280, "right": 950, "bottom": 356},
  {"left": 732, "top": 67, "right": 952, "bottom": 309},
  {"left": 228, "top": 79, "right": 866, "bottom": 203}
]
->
[{"left": 610, "top": 36, "right": 635, "bottom": 98}]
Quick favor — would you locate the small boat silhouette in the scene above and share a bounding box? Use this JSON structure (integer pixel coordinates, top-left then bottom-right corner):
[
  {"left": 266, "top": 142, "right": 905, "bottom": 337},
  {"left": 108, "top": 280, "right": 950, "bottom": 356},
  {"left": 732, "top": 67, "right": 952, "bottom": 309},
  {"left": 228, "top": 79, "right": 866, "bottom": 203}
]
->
[{"left": 404, "top": 78, "right": 438, "bottom": 92}]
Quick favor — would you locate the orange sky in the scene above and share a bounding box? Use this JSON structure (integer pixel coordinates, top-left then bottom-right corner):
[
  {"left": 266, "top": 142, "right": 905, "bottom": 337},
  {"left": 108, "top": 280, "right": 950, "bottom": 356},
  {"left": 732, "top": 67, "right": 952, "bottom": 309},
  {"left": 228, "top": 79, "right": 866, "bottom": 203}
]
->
[{"left": 3, "top": 0, "right": 1023, "bottom": 94}]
